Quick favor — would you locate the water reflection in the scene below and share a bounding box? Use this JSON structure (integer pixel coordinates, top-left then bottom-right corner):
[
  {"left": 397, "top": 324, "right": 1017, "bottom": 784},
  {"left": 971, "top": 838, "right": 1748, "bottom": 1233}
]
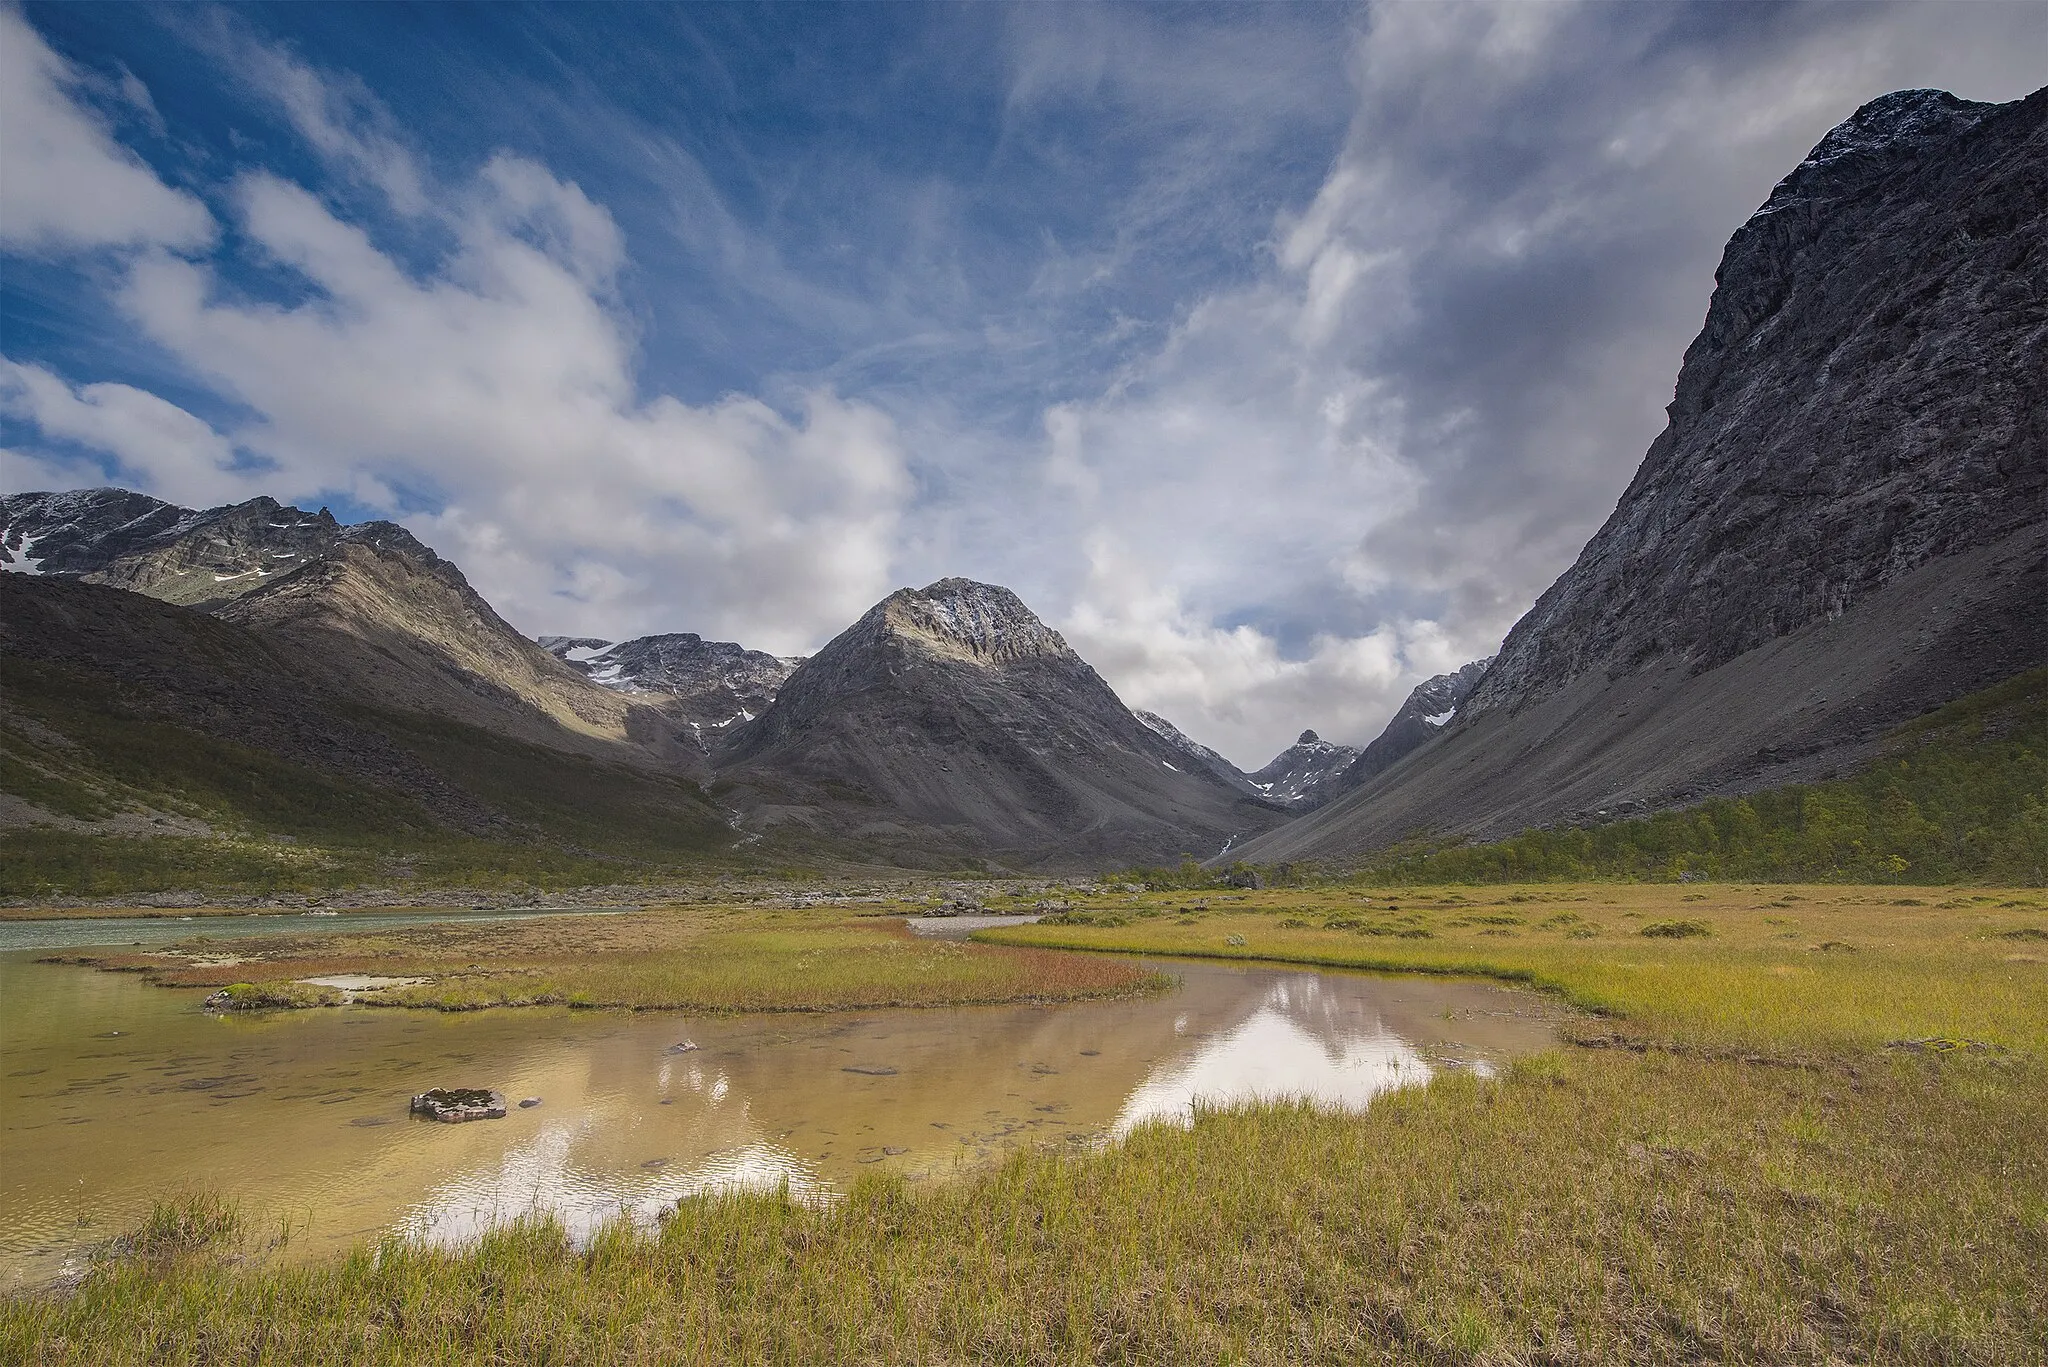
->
[{"left": 1, "top": 949, "right": 1562, "bottom": 1286}]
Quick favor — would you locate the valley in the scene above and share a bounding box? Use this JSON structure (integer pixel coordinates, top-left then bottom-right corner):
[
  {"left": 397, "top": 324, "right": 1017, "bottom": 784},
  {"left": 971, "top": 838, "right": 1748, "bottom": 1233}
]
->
[{"left": 1, "top": 43, "right": 2043, "bottom": 1367}]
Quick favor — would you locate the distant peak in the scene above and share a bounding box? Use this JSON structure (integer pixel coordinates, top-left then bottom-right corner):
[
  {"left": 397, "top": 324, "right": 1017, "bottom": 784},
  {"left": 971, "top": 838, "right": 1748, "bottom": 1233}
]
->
[
  {"left": 1297, "top": 729, "right": 1319, "bottom": 744},
  {"left": 877, "top": 577, "right": 1072, "bottom": 666}
]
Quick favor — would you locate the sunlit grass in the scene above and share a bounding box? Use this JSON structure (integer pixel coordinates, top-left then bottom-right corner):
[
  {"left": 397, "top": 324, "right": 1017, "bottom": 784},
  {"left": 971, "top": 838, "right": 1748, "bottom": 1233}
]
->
[
  {"left": 9, "top": 1049, "right": 2041, "bottom": 1365},
  {"left": 52, "top": 906, "right": 1162, "bottom": 1012},
  {"left": 988, "top": 882, "right": 2048, "bottom": 1054},
  {"left": 10, "top": 884, "right": 2047, "bottom": 1363}
]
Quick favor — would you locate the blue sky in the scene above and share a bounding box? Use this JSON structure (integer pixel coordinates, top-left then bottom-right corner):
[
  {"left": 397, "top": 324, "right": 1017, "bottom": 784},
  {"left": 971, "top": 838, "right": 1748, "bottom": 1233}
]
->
[{"left": 3, "top": 2, "right": 2043, "bottom": 765}]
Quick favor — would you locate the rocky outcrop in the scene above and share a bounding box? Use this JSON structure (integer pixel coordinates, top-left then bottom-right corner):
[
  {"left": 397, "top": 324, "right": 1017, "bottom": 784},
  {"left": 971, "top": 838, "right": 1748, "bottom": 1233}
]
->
[
  {"left": 1134, "top": 711, "right": 1264, "bottom": 797},
  {"left": 2, "top": 487, "right": 214, "bottom": 577},
  {"left": 1237, "top": 86, "right": 2047, "bottom": 865},
  {"left": 1341, "top": 661, "right": 1491, "bottom": 789},
  {"left": 546, "top": 632, "right": 802, "bottom": 740},
  {"left": 1249, "top": 730, "right": 1363, "bottom": 809},
  {"left": 716, "top": 578, "right": 1286, "bottom": 868}
]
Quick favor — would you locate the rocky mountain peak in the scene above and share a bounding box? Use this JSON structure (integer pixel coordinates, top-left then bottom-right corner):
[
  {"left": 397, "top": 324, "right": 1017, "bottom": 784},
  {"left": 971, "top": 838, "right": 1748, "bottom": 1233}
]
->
[
  {"left": 1758, "top": 89, "right": 1995, "bottom": 216},
  {"left": 876, "top": 577, "right": 1074, "bottom": 667},
  {"left": 1249, "top": 728, "right": 1362, "bottom": 809}
]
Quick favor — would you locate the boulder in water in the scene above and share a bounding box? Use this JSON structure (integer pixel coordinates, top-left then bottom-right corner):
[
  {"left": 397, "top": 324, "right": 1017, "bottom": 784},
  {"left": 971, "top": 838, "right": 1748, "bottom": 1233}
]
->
[{"left": 410, "top": 1088, "right": 507, "bottom": 1123}]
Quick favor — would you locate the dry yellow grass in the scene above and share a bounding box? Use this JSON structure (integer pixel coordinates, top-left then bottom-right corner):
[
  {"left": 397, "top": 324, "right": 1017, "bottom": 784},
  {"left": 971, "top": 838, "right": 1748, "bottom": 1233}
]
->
[{"left": 47, "top": 905, "right": 1162, "bottom": 1012}]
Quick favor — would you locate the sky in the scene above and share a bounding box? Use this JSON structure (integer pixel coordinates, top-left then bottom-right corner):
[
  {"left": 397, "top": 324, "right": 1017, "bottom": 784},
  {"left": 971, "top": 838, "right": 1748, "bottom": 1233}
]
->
[{"left": 3, "top": 2, "right": 2043, "bottom": 768}]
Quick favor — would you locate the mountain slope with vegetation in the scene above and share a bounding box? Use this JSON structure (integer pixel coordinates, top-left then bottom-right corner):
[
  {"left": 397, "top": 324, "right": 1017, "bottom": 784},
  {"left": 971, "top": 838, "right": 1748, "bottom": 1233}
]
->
[{"left": 1348, "top": 668, "right": 2048, "bottom": 886}]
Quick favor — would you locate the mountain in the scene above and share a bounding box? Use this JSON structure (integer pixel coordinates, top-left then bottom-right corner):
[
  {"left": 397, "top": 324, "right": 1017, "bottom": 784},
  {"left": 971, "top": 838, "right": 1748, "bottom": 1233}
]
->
[
  {"left": 0, "top": 572, "right": 732, "bottom": 886},
  {"left": 1239, "top": 86, "right": 2048, "bottom": 865},
  {"left": 715, "top": 578, "right": 1287, "bottom": 868},
  {"left": 1134, "top": 711, "right": 1264, "bottom": 797},
  {"left": 542, "top": 632, "right": 803, "bottom": 741},
  {"left": 3, "top": 488, "right": 703, "bottom": 766},
  {"left": 1248, "top": 730, "right": 1362, "bottom": 808},
  {"left": 1340, "top": 661, "right": 1492, "bottom": 789}
]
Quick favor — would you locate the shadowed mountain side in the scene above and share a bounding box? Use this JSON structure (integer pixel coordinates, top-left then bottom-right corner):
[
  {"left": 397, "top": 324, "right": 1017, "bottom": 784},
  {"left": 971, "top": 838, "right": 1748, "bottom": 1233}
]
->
[
  {"left": 1470, "top": 88, "right": 2046, "bottom": 718},
  {"left": 1238, "top": 522, "right": 2048, "bottom": 863},
  {"left": 1134, "top": 711, "right": 1265, "bottom": 798},
  {"left": 0, "top": 574, "right": 732, "bottom": 864},
  {"left": 216, "top": 530, "right": 705, "bottom": 771},
  {"left": 715, "top": 579, "right": 1288, "bottom": 869}
]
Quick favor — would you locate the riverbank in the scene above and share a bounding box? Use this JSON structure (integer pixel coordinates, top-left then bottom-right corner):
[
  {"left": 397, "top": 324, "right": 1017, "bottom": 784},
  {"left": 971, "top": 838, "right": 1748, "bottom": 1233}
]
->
[
  {"left": 7, "top": 883, "right": 2043, "bottom": 1364},
  {"left": 39, "top": 905, "right": 1161, "bottom": 1013}
]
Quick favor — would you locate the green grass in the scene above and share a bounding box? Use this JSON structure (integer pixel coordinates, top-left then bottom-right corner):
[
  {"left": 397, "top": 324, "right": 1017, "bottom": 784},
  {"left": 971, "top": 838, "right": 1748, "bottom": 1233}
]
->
[
  {"left": 8, "top": 885, "right": 2045, "bottom": 1363},
  {"left": 1342, "top": 669, "right": 2048, "bottom": 886},
  {"left": 7, "top": 1053, "right": 2040, "bottom": 1364},
  {"left": 991, "top": 883, "right": 2048, "bottom": 1055}
]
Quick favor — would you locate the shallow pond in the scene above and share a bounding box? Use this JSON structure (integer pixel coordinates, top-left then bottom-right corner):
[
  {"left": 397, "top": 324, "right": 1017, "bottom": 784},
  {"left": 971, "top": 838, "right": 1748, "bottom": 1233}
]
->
[{"left": 0, "top": 934, "right": 1562, "bottom": 1290}]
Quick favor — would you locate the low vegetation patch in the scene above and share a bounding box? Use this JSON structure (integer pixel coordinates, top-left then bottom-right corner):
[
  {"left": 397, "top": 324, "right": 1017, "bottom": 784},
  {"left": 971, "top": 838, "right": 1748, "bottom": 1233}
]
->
[{"left": 49, "top": 906, "right": 1163, "bottom": 1014}]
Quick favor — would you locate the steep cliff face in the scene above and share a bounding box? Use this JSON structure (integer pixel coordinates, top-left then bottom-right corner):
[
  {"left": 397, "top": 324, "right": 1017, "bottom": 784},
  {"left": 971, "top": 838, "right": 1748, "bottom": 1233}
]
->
[
  {"left": 1238, "top": 86, "right": 2048, "bottom": 865},
  {"left": 1469, "top": 88, "right": 2045, "bottom": 718},
  {"left": 717, "top": 579, "right": 1285, "bottom": 867}
]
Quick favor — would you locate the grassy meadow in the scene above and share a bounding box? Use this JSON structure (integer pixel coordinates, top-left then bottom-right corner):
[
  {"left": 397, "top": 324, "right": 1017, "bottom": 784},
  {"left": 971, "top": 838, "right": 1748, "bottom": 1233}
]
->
[
  {"left": 43, "top": 905, "right": 1161, "bottom": 1013},
  {"left": 7, "top": 881, "right": 2045, "bottom": 1364}
]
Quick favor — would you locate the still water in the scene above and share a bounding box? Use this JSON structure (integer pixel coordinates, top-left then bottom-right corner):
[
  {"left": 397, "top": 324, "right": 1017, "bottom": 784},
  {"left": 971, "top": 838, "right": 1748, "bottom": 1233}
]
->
[{"left": 1, "top": 935, "right": 1561, "bottom": 1289}]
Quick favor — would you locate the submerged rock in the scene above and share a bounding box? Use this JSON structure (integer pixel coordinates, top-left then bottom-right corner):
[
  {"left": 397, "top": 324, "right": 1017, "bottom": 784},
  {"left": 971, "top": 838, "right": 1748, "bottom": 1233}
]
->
[{"left": 409, "top": 1088, "right": 507, "bottom": 1123}]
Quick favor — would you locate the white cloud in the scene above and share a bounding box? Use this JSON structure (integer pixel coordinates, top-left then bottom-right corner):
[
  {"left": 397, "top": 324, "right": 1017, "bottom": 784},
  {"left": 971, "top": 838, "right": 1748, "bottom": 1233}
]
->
[
  {"left": 0, "top": 7, "right": 213, "bottom": 255},
  {"left": 113, "top": 160, "right": 908, "bottom": 655},
  {"left": 0, "top": 359, "right": 248, "bottom": 508},
  {"left": 987, "top": 0, "right": 2048, "bottom": 767}
]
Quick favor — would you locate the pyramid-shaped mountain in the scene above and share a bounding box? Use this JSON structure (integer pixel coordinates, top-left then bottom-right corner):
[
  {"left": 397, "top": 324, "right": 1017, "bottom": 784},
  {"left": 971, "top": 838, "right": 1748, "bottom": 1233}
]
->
[{"left": 715, "top": 578, "right": 1286, "bottom": 867}]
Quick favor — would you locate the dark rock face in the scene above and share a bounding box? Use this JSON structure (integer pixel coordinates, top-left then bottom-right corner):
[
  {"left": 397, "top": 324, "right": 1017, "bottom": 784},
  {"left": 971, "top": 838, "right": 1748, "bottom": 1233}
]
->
[
  {"left": 1238, "top": 86, "right": 2048, "bottom": 865},
  {"left": 410, "top": 1088, "right": 507, "bottom": 1123},
  {"left": 717, "top": 578, "right": 1286, "bottom": 867},
  {"left": 548, "top": 633, "right": 803, "bottom": 738},
  {"left": 1248, "top": 729, "right": 1363, "bottom": 809},
  {"left": 2, "top": 487, "right": 211, "bottom": 577},
  {"left": 1341, "top": 660, "right": 1492, "bottom": 788},
  {"left": 1133, "top": 710, "right": 1263, "bottom": 797},
  {"left": 2, "top": 489, "right": 350, "bottom": 608},
  {"left": 1469, "top": 87, "right": 2046, "bottom": 718}
]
